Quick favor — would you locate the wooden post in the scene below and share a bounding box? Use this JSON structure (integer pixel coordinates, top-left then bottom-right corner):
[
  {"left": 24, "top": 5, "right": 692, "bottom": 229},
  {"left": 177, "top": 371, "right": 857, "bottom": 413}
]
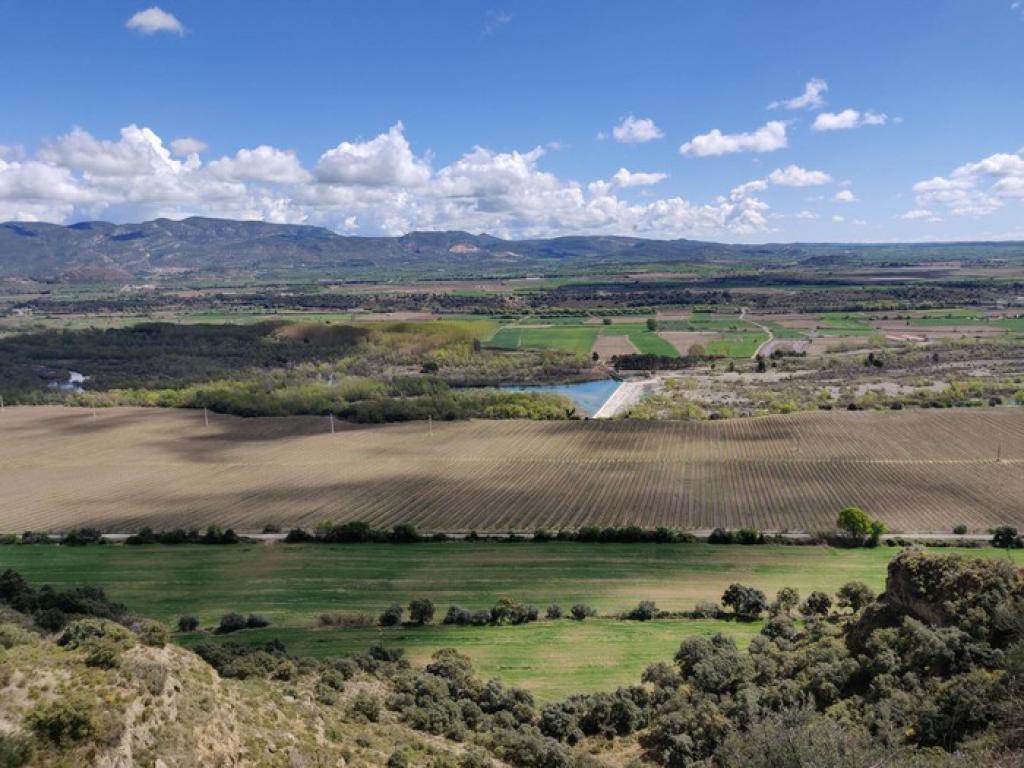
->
[
  {"left": 204, "top": 407, "right": 209, "bottom": 427},
  {"left": 330, "top": 413, "right": 335, "bottom": 434},
  {"left": 428, "top": 415, "right": 432, "bottom": 437}
]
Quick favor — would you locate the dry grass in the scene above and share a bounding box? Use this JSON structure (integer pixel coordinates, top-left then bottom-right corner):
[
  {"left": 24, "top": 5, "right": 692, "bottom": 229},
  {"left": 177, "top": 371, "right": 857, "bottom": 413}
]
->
[{"left": 0, "top": 406, "right": 1021, "bottom": 533}]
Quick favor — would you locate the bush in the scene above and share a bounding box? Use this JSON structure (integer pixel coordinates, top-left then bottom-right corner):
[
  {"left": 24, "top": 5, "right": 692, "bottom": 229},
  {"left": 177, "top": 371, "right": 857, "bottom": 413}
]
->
[
  {"left": 350, "top": 691, "right": 381, "bottom": 722},
  {"left": 217, "top": 612, "right": 247, "bottom": 634},
  {"left": 379, "top": 604, "right": 404, "bottom": 626},
  {"left": 26, "top": 696, "right": 99, "bottom": 746},
  {"left": 546, "top": 604, "right": 563, "bottom": 619},
  {"left": 386, "top": 751, "right": 409, "bottom": 768},
  {"left": 570, "top": 604, "right": 597, "bottom": 621},
  {"left": 132, "top": 619, "right": 169, "bottom": 647},
  {"left": 836, "top": 581, "right": 875, "bottom": 613},
  {"left": 800, "top": 591, "right": 832, "bottom": 617},
  {"left": 177, "top": 615, "right": 199, "bottom": 632},
  {"left": 408, "top": 598, "right": 435, "bottom": 625},
  {"left": 245, "top": 614, "right": 270, "bottom": 629},
  {"left": 0, "top": 732, "right": 33, "bottom": 767},
  {"left": 953, "top": 524, "right": 968, "bottom": 535},
  {"left": 708, "top": 527, "right": 734, "bottom": 544},
  {"left": 689, "top": 601, "right": 721, "bottom": 619},
  {"left": 625, "top": 601, "right": 657, "bottom": 621},
  {"left": 34, "top": 607, "right": 68, "bottom": 632}
]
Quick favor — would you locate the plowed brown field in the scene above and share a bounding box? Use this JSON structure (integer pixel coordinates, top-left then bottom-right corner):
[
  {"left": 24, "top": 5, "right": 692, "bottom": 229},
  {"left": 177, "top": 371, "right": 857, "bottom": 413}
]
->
[{"left": 1, "top": 406, "right": 1021, "bottom": 533}]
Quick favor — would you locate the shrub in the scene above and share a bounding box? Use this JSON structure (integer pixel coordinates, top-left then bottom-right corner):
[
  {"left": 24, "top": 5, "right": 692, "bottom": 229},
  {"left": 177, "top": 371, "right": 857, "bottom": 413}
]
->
[
  {"left": 408, "top": 598, "right": 435, "bottom": 625},
  {"left": 570, "top": 604, "right": 597, "bottom": 621},
  {"left": 953, "top": 524, "right": 968, "bottom": 535},
  {"left": 350, "top": 691, "right": 381, "bottom": 722},
  {"left": 735, "top": 528, "right": 764, "bottom": 545},
  {"left": 379, "top": 604, "right": 404, "bottom": 626},
  {"left": 245, "top": 614, "right": 270, "bottom": 629},
  {"left": 625, "top": 601, "right": 657, "bottom": 621},
  {"left": 26, "top": 696, "right": 99, "bottom": 746},
  {"left": 386, "top": 751, "right": 409, "bottom": 768},
  {"left": 177, "top": 615, "right": 199, "bottom": 632},
  {"left": 546, "top": 604, "right": 563, "bottom": 619},
  {"left": 217, "top": 612, "right": 247, "bottom": 634},
  {"left": 836, "top": 581, "right": 875, "bottom": 613},
  {"left": 690, "top": 601, "right": 721, "bottom": 619},
  {"left": 34, "top": 608, "right": 68, "bottom": 632},
  {"left": 132, "top": 619, "right": 169, "bottom": 647},
  {"left": 708, "top": 527, "right": 734, "bottom": 544},
  {"left": 0, "top": 732, "right": 34, "bottom": 766},
  {"left": 800, "top": 591, "right": 832, "bottom": 617}
]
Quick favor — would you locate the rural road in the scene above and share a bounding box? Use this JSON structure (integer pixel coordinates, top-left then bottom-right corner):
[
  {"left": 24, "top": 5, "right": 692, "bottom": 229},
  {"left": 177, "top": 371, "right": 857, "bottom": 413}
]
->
[
  {"left": 27, "top": 531, "right": 997, "bottom": 542},
  {"left": 741, "top": 306, "right": 775, "bottom": 359}
]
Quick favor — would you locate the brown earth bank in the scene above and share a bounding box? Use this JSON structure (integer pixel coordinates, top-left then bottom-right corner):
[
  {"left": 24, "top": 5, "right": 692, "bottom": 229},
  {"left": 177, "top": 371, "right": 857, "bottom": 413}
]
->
[{"left": 0, "top": 406, "right": 1021, "bottom": 533}]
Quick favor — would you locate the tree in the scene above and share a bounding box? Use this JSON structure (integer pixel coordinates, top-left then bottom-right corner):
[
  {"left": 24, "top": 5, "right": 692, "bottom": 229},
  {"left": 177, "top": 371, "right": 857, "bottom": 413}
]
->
[
  {"left": 756, "top": 356, "right": 767, "bottom": 373},
  {"left": 721, "top": 583, "right": 768, "bottom": 621},
  {"left": 800, "top": 591, "right": 832, "bottom": 617},
  {"left": 646, "top": 318, "right": 658, "bottom": 332},
  {"left": 992, "top": 526, "right": 1021, "bottom": 550},
  {"left": 592, "top": 351, "right": 600, "bottom": 362},
  {"left": 836, "top": 581, "right": 875, "bottom": 613},
  {"left": 771, "top": 587, "right": 800, "bottom": 616},
  {"left": 177, "top": 615, "right": 199, "bottom": 632},
  {"left": 836, "top": 506, "right": 885, "bottom": 546},
  {"left": 379, "top": 604, "right": 404, "bottom": 626},
  {"left": 408, "top": 598, "right": 435, "bottom": 625},
  {"left": 602, "top": 317, "right": 612, "bottom": 325}
]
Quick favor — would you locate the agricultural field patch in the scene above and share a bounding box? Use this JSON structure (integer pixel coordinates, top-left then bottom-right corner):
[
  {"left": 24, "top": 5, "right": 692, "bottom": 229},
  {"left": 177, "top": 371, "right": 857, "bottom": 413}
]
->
[{"left": 1, "top": 406, "right": 1021, "bottom": 534}]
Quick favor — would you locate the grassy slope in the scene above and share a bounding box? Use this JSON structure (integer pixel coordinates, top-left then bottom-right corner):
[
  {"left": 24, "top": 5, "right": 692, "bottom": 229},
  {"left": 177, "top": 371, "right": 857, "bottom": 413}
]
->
[{"left": 4, "top": 542, "right": 1022, "bottom": 699}]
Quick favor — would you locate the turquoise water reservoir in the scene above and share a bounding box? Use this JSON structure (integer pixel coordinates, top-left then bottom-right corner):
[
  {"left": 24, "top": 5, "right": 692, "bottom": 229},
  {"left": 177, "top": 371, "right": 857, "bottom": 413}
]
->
[{"left": 499, "top": 379, "right": 622, "bottom": 416}]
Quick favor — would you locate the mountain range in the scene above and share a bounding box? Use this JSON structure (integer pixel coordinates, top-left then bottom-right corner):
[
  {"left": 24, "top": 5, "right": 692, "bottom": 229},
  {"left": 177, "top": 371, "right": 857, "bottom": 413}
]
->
[{"left": 2, "top": 217, "right": 1022, "bottom": 282}]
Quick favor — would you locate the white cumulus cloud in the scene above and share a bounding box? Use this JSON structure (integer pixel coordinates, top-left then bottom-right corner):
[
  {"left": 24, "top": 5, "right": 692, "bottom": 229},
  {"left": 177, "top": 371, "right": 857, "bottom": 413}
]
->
[
  {"left": 812, "top": 109, "right": 888, "bottom": 131},
  {"left": 611, "top": 116, "right": 664, "bottom": 144},
  {"left": 170, "top": 137, "right": 207, "bottom": 157},
  {"left": 834, "top": 189, "right": 858, "bottom": 203},
  {"left": 900, "top": 209, "right": 934, "bottom": 220},
  {"left": 125, "top": 7, "right": 185, "bottom": 35},
  {"left": 680, "top": 121, "right": 787, "bottom": 157},
  {"left": 315, "top": 122, "right": 431, "bottom": 187},
  {"left": 766, "top": 165, "right": 833, "bottom": 187},
  {"left": 0, "top": 122, "right": 799, "bottom": 239},
  {"left": 768, "top": 78, "right": 828, "bottom": 110},
  {"left": 913, "top": 149, "right": 1024, "bottom": 216}
]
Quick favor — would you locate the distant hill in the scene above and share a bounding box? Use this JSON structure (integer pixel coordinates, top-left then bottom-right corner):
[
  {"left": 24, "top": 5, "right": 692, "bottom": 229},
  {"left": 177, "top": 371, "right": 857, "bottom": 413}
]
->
[{"left": 1, "top": 216, "right": 1022, "bottom": 282}]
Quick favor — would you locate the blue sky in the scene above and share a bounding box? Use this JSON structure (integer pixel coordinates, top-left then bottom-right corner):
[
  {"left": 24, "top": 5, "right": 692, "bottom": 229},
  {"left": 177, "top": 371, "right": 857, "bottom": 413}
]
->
[{"left": 1, "top": 0, "right": 1023, "bottom": 242}]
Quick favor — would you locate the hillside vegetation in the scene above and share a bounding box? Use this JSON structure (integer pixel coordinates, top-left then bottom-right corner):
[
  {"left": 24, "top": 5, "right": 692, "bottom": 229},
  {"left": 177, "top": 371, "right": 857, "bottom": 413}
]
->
[{"left": 1, "top": 550, "right": 1022, "bottom": 766}]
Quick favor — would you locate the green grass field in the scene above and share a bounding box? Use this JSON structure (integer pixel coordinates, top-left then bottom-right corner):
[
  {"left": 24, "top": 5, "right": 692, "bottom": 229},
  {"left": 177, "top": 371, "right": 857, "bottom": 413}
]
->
[
  {"left": 487, "top": 326, "right": 599, "bottom": 354},
  {"left": 4, "top": 542, "right": 1021, "bottom": 699},
  {"left": 706, "top": 331, "right": 768, "bottom": 357},
  {"left": 599, "top": 325, "right": 679, "bottom": 357}
]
